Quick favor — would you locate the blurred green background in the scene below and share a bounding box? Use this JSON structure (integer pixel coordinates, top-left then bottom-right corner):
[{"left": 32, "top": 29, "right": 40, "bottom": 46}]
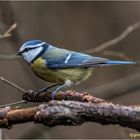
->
[{"left": 0, "top": 1, "right": 140, "bottom": 139}]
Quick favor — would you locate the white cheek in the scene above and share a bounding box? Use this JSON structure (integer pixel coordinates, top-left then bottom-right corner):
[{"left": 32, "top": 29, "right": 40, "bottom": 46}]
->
[{"left": 22, "top": 47, "right": 43, "bottom": 63}]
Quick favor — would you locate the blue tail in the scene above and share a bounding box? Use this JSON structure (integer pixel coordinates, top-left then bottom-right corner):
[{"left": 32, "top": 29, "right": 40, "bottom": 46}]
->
[{"left": 106, "top": 60, "right": 137, "bottom": 65}]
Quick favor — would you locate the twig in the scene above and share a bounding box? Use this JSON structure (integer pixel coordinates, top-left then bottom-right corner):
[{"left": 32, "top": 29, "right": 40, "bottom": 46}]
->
[
  {"left": 0, "top": 100, "right": 27, "bottom": 108},
  {"left": 100, "top": 50, "right": 133, "bottom": 61},
  {"left": 0, "top": 76, "right": 27, "bottom": 108},
  {"left": 0, "top": 23, "right": 17, "bottom": 39},
  {"left": 0, "top": 76, "right": 26, "bottom": 93},
  {"left": 0, "top": 100, "right": 140, "bottom": 131},
  {"left": 87, "top": 72, "right": 140, "bottom": 99},
  {"left": 0, "top": 22, "right": 20, "bottom": 61},
  {"left": 86, "top": 20, "right": 140, "bottom": 54},
  {"left": 0, "top": 53, "right": 20, "bottom": 60}
]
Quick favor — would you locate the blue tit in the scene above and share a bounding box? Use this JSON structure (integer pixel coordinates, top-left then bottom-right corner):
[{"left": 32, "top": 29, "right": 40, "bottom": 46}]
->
[{"left": 18, "top": 40, "right": 136, "bottom": 98}]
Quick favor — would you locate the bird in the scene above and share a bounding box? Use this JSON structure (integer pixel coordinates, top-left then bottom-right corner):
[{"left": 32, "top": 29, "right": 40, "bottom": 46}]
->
[{"left": 18, "top": 40, "right": 136, "bottom": 98}]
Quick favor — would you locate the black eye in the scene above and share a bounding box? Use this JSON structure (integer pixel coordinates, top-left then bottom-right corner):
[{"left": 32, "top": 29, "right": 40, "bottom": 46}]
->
[
  {"left": 23, "top": 47, "right": 38, "bottom": 53},
  {"left": 24, "top": 48, "right": 30, "bottom": 52}
]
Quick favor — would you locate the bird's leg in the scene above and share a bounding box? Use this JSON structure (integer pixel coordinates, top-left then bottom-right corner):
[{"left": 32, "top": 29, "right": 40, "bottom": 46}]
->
[
  {"left": 51, "top": 80, "right": 73, "bottom": 99},
  {"left": 27, "top": 80, "right": 73, "bottom": 100},
  {"left": 39, "top": 84, "right": 62, "bottom": 92},
  {"left": 27, "top": 84, "right": 61, "bottom": 94}
]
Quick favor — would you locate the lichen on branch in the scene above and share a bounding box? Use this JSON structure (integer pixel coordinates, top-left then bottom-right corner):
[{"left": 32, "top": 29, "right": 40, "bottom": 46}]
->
[{"left": 0, "top": 100, "right": 140, "bottom": 132}]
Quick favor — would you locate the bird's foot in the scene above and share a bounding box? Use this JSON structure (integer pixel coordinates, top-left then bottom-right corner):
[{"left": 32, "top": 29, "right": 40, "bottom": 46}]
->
[
  {"left": 28, "top": 88, "right": 57, "bottom": 99},
  {"left": 26, "top": 81, "right": 72, "bottom": 100},
  {"left": 27, "top": 88, "right": 58, "bottom": 100},
  {"left": 26, "top": 84, "right": 61, "bottom": 96},
  {"left": 50, "top": 90, "right": 59, "bottom": 99},
  {"left": 27, "top": 88, "right": 48, "bottom": 95}
]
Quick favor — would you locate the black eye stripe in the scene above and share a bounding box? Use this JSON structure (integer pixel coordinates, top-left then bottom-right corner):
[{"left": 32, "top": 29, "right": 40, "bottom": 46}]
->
[{"left": 22, "top": 47, "right": 38, "bottom": 53}]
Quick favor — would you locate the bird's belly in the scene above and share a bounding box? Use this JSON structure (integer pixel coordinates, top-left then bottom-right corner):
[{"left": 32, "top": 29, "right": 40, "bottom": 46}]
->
[
  {"left": 31, "top": 58, "right": 94, "bottom": 84},
  {"left": 57, "top": 68, "right": 94, "bottom": 84}
]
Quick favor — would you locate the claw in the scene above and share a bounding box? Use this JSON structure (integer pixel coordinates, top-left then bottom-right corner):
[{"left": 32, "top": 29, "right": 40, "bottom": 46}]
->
[
  {"left": 26, "top": 81, "right": 73, "bottom": 100},
  {"left": 50, "top": 91, "right": 56, "bottom": 99},
  {"left": 27, "top": 89, "right": 41, "bottom": 94}
]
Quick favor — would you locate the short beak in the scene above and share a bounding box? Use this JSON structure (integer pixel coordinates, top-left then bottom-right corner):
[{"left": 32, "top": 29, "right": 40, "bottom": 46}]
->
[{"left": 17, "top": 52, "right": 21, "bottom": 55}]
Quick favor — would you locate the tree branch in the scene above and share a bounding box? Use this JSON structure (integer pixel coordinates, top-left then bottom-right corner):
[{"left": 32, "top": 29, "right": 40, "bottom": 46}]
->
[
  {"left": 87, "top": 72, "right": 140, "bottom": 99},
  {"left": 0, "top": 23, "right": 17, "bottom": 39},
  {"left": 100, "top": 50, "right": 133, "bottom": 61},
  {"left": 0, "top": 100, "right": 140, "bottom": 132},
  {"left": 35, "top": 101, "right": 140, "bottom": 131},
  {"left": 22, "top": 90, "right": 105, "bottom": 103},
  {"left": 0, "top": 22, "right": 21, "bottom": 60},
  {"left": 0, "top": 76, "right": 26, "bottom": 93},
  {"left": 0, "top": 77, "right": 140, "bottom": 131},
  {"left": 0, "top": 54, "right": 20, "bottom": 60},
  {"left": 86, "top": 20, "right": 140, "bottom": 54}
]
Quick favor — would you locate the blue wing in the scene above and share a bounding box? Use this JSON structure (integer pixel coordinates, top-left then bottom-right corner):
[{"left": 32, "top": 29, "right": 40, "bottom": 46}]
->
[
  {"left": 42, "top": 46, "right": 136, "bottom": 69},
  {"left": 44, "top": 51, "right": 109, "bottom": 69}
]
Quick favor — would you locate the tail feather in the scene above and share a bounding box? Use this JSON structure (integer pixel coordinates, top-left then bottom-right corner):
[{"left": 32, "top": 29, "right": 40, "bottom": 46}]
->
[{"left": 106, "top": 60, "right": 137, "bottom": 65}]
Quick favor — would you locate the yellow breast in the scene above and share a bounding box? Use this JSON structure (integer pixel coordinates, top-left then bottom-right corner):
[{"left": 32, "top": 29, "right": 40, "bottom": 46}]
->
[
  {"left": 31, "top": 57, "right": 61, "bottom": 83},
  {"left": 31, "top": 57, "right": 94, "bottom": 84}
]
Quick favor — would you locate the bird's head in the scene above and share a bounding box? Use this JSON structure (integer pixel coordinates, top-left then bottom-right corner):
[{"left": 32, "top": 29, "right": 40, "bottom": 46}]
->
[{"left": 18, "top": 40, "right": 49, "bottom": 63}]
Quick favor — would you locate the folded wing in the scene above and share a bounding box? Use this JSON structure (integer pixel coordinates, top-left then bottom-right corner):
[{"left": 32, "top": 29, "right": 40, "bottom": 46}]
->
[{"left": 45, "top": 51, "right": 109, "bottom": 69}]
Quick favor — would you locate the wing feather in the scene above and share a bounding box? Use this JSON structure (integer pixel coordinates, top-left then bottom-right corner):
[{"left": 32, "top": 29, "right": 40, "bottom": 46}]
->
[{"left": 43, "top": 48, "right": 108, "bottom": 69}]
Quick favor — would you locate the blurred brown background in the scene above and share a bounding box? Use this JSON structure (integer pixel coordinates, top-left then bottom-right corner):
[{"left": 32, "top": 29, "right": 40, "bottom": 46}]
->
[{"left": 0, "top": 1, "right": 140, "bottom": 139}]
